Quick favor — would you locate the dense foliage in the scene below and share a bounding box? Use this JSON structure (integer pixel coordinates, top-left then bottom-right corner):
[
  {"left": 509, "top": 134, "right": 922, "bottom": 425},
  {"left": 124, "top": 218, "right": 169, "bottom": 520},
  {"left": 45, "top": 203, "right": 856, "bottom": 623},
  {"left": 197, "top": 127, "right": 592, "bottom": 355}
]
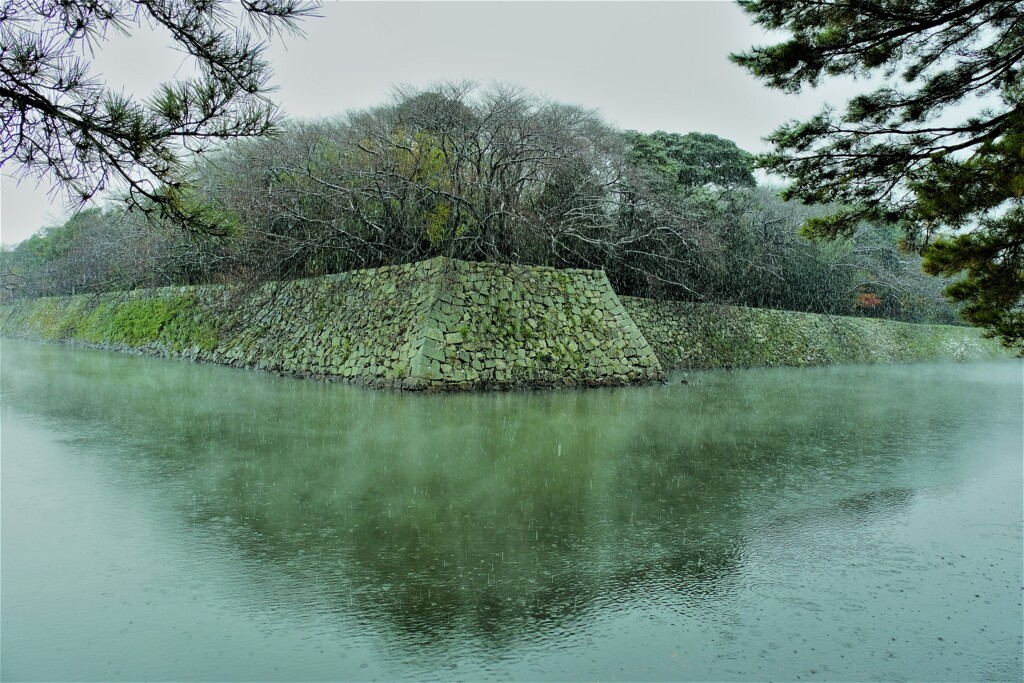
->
[
  {"left": 732, "top": 0, "right": 1023, "bottom": 349},
  {"left": 1, "top": 83, "right": 960, "bottom": 325}
]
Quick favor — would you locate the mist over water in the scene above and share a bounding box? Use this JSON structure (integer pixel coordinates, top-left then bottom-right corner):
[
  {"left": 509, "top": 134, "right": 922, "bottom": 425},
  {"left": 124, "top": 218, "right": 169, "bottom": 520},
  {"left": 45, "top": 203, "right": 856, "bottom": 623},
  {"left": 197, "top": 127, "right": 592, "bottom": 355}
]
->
[{"left": 2, "top": 339, "right": 1021, "bottom": 681}]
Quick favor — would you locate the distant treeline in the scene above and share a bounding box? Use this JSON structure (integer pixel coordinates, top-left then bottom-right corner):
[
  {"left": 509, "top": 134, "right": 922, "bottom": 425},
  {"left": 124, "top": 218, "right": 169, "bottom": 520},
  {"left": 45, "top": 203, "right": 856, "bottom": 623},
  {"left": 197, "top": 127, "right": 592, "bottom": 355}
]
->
[{"left": 0, "top": 82, "right": 960, "bottom": 325}]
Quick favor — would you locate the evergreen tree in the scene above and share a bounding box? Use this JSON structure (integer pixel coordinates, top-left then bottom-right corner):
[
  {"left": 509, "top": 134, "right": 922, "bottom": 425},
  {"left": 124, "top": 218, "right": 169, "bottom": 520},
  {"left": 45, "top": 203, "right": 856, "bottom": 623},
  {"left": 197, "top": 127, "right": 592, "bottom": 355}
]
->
[
  {"left": 732, "top": 0, "right": 1023, "bottom": 350},
  {"left": 625, "top": 131, "right": 756, "bottom": 191},
  {"left": 0, "top": 0, "right": 317, "bottom": 233}
]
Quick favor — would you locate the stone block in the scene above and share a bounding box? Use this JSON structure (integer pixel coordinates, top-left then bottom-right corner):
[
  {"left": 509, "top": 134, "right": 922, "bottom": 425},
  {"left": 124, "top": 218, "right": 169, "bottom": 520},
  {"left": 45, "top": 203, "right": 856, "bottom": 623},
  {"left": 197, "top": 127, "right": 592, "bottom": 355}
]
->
[{"left": 421, "top": 342, "right": 445, "bottom": 363}]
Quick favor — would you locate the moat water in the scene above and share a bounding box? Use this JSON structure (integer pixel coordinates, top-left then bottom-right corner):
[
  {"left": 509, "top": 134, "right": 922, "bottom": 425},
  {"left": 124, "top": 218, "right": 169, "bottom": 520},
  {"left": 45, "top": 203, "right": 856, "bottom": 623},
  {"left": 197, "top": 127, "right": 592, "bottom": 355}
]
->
[{"left": 1, "top": 338, "right": 1021, "bottom": 681}]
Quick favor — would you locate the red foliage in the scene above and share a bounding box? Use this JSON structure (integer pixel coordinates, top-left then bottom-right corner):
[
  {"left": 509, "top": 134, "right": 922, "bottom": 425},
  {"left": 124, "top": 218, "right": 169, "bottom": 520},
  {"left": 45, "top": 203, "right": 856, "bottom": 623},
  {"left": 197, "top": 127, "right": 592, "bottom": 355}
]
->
[{"left": 857, "top": 292, "right": 882, "bottom": 309}]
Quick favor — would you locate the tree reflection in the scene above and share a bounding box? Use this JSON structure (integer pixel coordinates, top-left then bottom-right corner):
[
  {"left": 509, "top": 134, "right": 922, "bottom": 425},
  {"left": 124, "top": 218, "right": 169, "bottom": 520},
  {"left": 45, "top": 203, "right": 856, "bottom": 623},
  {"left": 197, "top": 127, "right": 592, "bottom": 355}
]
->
[{"left": 1, "top": 341, "right": 1006, "bottom": 660}]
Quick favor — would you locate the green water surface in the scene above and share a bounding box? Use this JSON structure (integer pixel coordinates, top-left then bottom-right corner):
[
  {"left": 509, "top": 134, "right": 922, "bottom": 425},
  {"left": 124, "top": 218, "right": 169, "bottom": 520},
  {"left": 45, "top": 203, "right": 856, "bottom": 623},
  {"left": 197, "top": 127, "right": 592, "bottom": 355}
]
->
[{"left": 1, "top": 339, "right": 1021, "bottom": 681}]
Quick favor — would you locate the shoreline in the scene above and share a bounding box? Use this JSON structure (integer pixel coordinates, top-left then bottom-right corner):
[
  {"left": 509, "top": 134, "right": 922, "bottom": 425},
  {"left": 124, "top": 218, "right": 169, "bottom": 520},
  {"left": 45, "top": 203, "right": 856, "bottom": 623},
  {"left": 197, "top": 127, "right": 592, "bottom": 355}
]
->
[{"left": 1, "top": 258, "right": 1010, "bottom": 391}]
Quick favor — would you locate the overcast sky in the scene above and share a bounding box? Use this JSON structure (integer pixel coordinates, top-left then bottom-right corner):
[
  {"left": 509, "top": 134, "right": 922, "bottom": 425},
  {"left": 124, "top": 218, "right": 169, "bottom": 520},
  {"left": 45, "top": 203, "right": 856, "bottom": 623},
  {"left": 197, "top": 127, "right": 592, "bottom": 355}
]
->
[{"left": 0, "top": 0, "right": 860, "bottom": 247}]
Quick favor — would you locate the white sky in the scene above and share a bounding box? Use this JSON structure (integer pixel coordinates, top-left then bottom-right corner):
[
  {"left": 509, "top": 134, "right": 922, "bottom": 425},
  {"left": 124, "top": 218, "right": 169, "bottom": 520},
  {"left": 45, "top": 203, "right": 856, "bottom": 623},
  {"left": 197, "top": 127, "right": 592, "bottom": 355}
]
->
[{"left": 0, "top": 0, "right": 860, "bottom": 247}]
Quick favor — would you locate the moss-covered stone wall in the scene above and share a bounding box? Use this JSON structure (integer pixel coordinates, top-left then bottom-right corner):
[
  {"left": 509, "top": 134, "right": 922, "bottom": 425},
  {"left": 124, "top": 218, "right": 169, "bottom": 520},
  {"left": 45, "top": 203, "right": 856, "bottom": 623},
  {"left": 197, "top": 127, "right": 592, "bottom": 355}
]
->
[
  {"left": 0, "top": 258, "right": 664, "bottom": 390},
  {"left": 621, "top": 297, "right": 1010, "bottom": 370},
  {"left": 2, "top": 259, "right": 1009, "bottom": 390}
]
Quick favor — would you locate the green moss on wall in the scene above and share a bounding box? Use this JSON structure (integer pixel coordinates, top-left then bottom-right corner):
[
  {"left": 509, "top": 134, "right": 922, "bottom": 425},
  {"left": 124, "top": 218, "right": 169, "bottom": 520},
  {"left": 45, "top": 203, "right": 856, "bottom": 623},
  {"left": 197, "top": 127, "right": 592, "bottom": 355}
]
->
[
  {"left": 2, "top": 289, "right": 220, "bottom": 353},
  {"left": 620, "top": 297, "right": 1010, "bottom": 370},
  {"left": 0, "top": 259, "right": 1009, "bottom": 392}
]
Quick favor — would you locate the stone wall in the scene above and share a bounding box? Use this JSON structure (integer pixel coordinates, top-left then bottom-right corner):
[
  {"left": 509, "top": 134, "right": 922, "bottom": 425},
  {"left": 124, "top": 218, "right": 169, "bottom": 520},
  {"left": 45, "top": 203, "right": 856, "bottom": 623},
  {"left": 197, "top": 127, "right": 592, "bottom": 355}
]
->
[
  {"left": 0, "top": 258, "right": 665, "bottom": 390},
  {"left": 621, "top": 297, "right": 1009, "bottom": 370},
  {"left": 1, "top": 259, "right": 1009, "bottom": 390}
]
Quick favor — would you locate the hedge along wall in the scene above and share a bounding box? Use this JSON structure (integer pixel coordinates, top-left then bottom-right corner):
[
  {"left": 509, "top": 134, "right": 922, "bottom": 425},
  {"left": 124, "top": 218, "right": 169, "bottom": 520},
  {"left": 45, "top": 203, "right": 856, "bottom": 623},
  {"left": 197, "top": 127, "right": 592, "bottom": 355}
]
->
[
  {"left": 621, "top": 297, "right": 1010, "bottom": 370},
  {"left": 0, "top": 258, "right": 665, "bottom": 390}
]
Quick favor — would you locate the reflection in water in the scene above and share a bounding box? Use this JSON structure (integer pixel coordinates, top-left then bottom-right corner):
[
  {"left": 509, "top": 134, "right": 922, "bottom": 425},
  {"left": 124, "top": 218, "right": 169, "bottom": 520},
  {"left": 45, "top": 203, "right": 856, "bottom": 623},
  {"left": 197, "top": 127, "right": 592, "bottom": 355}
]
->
[{"left": 2, "top": 339, "right": 1021, "bottom": 680}]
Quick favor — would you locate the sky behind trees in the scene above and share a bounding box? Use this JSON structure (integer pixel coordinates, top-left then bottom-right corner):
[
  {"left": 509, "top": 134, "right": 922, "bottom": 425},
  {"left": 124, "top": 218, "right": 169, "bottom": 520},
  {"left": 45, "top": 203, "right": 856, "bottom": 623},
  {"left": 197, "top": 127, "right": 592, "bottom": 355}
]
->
[{"left": 0, "top": 0, "right": 860, "bottom": 247}]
